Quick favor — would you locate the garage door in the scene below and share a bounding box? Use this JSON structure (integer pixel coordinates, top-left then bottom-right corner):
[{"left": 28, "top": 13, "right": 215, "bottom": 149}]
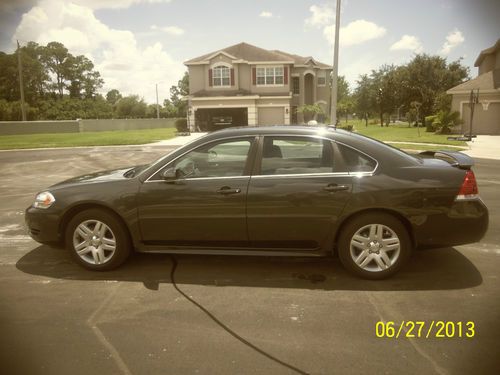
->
[
  {"left": 462, "top": 102, "right": 500, "bottom": 135},
  {"left": 258, "top": 107, "right": 284, "bottom": 125}
]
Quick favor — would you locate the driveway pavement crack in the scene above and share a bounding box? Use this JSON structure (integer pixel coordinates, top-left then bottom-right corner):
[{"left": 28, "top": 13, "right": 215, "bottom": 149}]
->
[{"left": 168, "top": 255, "right": 309, "bottom": 375}]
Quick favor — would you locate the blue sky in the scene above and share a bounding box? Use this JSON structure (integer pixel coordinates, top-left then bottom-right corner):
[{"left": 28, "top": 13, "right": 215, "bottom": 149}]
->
[{"left": 1, "top": 0, "right": 499, "bottom": 103}]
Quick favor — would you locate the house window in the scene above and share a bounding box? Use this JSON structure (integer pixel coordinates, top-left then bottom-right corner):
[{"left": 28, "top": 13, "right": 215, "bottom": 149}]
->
[
  {"left": 213, "top": 66, "right": 230, "bottom": 86},
  {"left": 257, "top": 66, "right": 284, "bottom": 86},
  {"left": 317, "top": 72, "right": 326, "bottom": 86},
  {"left": 292, "top": 77, "right": 300, "bottom": 95}
]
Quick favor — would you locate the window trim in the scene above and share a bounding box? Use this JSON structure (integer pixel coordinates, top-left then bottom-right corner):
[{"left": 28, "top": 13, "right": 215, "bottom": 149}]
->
[{"left": 256, "top": 66, "right": 285, "bottom": 87}]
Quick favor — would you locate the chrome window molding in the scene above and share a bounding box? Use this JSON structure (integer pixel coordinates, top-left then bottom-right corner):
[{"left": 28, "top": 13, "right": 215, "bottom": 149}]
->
[
  {"left": 145, "top": 175, "right": 251, "bottom": 183},
  {"left": 143, "top": 133, "right": 379, "bottom": 183}
]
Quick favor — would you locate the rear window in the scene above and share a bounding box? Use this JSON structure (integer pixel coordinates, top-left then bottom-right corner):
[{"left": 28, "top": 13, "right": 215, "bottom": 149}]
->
[{"left": 337, "top": 143, "right": 377, "bottom": 172}]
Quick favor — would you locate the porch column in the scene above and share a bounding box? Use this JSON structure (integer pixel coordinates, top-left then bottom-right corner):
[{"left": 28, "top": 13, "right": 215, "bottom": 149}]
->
[
  {"left": 284, "top": 105, "right": 290, "bottom": 125},
  {"left": 248, "top": 104, "right": 257, "bottom": 125}
]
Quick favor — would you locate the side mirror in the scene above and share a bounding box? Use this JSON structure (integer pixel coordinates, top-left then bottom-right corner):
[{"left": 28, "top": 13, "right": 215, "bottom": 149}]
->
[{"left": 161, "top": 167, "right": 177, "bottom": 180}]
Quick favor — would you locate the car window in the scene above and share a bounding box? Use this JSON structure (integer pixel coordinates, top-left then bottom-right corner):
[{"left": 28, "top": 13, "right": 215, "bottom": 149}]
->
[
  {"left": 172, "top": 138, "right": 252, "bottom": 178},
  {"left": 260, "top": 136, "right": 334, "bottom": 175},
  {"left": 336, "top": 143, "right": 377, "bottom": 172}
]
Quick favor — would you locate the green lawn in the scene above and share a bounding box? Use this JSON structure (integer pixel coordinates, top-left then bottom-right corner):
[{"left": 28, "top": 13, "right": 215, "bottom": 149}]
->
[
  {"left": 343, "top": 120, "right": 467, "bottom": 147},
  {"left": 0, "top": 128, "right": 177, "bottom": 150}
]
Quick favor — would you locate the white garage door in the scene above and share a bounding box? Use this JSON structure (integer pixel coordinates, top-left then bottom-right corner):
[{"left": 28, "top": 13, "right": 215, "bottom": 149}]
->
[{"left": 258, "top": 107, "right": 285, "bottom": 125}]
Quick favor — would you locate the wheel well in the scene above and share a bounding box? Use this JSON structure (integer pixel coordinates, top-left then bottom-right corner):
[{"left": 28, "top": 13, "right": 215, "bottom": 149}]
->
[
  {"left": 59, "top": 203, "right": 133, "bottom": 247},
  {"left": 332, "top": 208, "right": 416, "bottom": 253}
]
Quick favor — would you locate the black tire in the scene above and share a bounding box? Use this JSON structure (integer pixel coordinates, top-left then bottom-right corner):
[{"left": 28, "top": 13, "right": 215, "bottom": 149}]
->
[
  {"left": 337, "top": 212, "right": 411, "bottom": 280},
  {"left": 65, "top": 208, "right": 131, "bottom": 271}
]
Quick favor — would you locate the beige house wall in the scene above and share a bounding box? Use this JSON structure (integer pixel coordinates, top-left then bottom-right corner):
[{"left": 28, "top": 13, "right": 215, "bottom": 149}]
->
[
  {"left": 478, "top": 55, "right": 496, "bottom": 75},
  {"left": 188, "top": 66, "right": 205, "bottom": 93},
  {"left": 238, "top": 64, "right": 251, "bottom": 91}
]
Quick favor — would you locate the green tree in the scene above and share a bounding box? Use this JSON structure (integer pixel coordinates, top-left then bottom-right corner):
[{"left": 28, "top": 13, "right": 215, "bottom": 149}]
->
[
  {"left": 353, "top": 74, "right": 373, "bottom": 126},
  {"left": 115, "top": 95, "right": 147, "bottom": 118},
  {"left": 40, "top": 41, "right": 70, "bottom": 98},
  {"left": 106, "top": 89, "right": 122, "bottom": 105},
  {"left": 399, "top": 54, "right": 468, "bottom": 124},
  {"left": 169, "top": 71, "right": 189, "bottom": 117}
]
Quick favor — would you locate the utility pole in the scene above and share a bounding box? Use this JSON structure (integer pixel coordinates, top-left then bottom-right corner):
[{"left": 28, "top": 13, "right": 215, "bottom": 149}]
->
[
  {"left": 155, "top": 83, "right": 160, "bottom": 119},
  {"left": 330, "top": 0, "right": 341, "bottom": 126},
  {"left": 17, "top": 40, "right": 27, "bottom": 121}
]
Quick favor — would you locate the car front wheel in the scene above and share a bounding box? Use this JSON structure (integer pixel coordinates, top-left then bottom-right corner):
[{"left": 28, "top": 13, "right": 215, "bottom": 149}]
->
[
  {"left": 65, "top": 209, "right": 131, "bottom": 271},
  {"left": 337, "top": 213, "right": 411, "bottom": 279}
]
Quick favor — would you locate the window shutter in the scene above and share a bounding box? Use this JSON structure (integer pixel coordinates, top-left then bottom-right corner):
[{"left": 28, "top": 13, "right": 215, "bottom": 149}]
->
[
  {"left": 230, "top": 68, "right": 234, "bottom": 86},
  {"left": 208, "top": 69, "right": 213, "bottom": 87},
  {"left": 252, "top": 67, "right": 256, "bottom": 85},
  {"left": 284, "top": 66, "right": 288, "bottom": 85}
]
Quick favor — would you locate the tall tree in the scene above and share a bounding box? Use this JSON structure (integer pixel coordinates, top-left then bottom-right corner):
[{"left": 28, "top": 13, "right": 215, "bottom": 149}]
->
[
  {"left": 169, "top": 71, "right": 189, "bottom": 117},
  {"left": 106, "top": 89, "right": 122, "bottom": 105},
  {"left": 41, "top": 42, "right": 70, "bottom": 98}
]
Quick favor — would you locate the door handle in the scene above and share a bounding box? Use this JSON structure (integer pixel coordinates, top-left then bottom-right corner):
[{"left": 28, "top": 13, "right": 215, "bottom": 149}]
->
[
  {"left": 216, "top": 186, "right": 241, "bottom": 195},
  {"left": 323, "top": 184, "right": 349, "bottom": 192}
]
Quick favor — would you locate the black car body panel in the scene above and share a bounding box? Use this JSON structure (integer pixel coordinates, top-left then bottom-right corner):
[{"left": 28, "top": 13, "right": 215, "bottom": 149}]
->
[{"left": 25, "top": 126, "right": 489, "bottom": 257}]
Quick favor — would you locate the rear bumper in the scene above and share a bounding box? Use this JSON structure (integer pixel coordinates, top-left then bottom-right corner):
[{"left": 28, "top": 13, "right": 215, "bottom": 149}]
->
[
  {"left": 415, "top": 198, "right": 489, "bottom": 248},
  {"left": 25, "top": 206, "right": 61, "bottom": 245}
]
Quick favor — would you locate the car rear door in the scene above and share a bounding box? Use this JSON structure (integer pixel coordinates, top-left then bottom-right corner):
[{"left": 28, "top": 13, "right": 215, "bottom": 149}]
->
[
  {"left": 246, "top": 135, "right": 353, "bottom": 251},
  {"left": 138, "top": 137, "right": 256, "bottom": 247}
]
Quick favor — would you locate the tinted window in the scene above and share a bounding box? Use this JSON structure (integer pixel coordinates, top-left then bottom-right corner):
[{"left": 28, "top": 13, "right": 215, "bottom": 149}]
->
[
  {"left": 260, "top": 136, "right": 334, "bottom": 175},
  {"left": 170, "top": 138, "right": 251, "bottom": 178},
  {"left": 337, "top": 143, "right": 376, "bottom": 172}
]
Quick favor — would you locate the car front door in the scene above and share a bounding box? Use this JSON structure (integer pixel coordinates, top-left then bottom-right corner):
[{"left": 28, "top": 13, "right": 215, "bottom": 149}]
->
[
  {"left": 138, "top": 137, "right": 256, "bottom": 247},
  {"left": 246, "top": 135, "right": 353, "bottom": 251}
]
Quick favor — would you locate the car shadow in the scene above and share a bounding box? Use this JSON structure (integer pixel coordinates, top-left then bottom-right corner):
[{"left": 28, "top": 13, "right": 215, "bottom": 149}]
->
[{"left": 16, "top": 246, "right": 482, "bottom": 291}]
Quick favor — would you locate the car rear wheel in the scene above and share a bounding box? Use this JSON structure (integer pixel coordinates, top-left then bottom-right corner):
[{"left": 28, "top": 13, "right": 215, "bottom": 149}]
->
[
  {"left": 337, "top": 213, "right": 411, "bottom": 279},
  {"left": 65, "top": 209, "right": 131, "bottom": 271}
]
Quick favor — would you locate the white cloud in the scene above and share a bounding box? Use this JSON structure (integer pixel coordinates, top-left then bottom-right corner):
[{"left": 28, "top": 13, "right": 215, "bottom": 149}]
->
[
  {"left": 439, "top": 29, "right": 464, "bottom": 55},
  {"left": 305, "top": 4, "right": 334, "bottom": 28},
  {"left": 151, "top": 24, "right": 184, "bottom": 35},
  {"left": 390, "top": 35, "right": 423, "bottom": 53},
  {"left": 323, "top": 20, "right": 386, "bottom": 47},
  {"left": 259, "top": 11, "right": 273, "bottom": 18},
  {"left": 13, "top": 0, "right": 184, "bottom": 103},
  {"left": 72, "top": 0, "right": 173, "bottom": 10}
]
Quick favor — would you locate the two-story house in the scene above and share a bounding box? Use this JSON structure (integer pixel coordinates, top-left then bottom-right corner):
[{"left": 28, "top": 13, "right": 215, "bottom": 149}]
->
[
  {"left": 447, "top": 39, "right": 500, "bottom": 134},
  {"left": 184, "top": 42, "right": 332, "bottom": 131}
]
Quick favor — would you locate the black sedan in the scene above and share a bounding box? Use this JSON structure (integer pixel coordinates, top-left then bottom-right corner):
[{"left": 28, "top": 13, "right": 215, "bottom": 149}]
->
[{"left": 25, "top": 126, "right": 488, "bottom": 279}]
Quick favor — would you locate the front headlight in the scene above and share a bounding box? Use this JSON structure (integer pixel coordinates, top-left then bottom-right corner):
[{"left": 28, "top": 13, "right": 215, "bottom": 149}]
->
[{"left": 33, "top": 191, "right": 56, "bottom": 209}]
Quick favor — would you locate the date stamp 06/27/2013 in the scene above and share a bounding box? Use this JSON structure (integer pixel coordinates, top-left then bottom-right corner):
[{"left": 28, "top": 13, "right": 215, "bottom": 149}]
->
[{"left": 375, "top": 321, "right": 475, "bottom": 339}]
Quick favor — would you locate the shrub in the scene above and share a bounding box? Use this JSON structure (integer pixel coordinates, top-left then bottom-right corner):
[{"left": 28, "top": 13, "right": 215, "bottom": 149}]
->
[
  {"left": 338, "top": 124, "right": 354, "bottom": 131},
  {"left": 425, "top": 115, "right": 438, "bottom": 132},
  {"left": 433, "top": 110, "right": 462, "bottom": 134},
  {"left": 174, "top": 118, "right": 188, "bottom": 132},
  {"left": 297, "top": 104, "right": 324, "bottom": 123}
]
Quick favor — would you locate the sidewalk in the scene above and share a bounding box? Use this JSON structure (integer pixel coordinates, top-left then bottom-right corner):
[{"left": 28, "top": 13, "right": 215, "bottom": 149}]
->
[
  {"left": 462, "top": 135, "right": 500, "bottom": 160},
  {"left": 149, "top": 132, "right": 208, "bottom": 146}
]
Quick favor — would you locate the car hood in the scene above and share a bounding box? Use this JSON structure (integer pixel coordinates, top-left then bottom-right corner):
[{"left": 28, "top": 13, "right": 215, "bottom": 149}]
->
[{"left": 49, "top": 165, "right": 141, "bottom": 189}]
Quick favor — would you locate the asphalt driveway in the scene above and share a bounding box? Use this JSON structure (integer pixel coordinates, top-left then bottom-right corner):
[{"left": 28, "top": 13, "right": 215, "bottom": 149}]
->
[{"left": 0, "top": 146, "right": 499, "bottom": 375}]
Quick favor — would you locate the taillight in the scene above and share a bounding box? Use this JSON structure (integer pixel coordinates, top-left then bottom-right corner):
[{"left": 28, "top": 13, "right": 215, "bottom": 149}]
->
[{"left": 456, "top": 170, "right": 479, "bottom": 200}]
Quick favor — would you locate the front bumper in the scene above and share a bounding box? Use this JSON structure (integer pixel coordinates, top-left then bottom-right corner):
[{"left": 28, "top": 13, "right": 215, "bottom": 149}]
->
[
  {"left": 25, "top": 206, "right": 61, "bottom": 245},
  {"left": 415, "top": 198, "right": 489, "bottom": 248}
]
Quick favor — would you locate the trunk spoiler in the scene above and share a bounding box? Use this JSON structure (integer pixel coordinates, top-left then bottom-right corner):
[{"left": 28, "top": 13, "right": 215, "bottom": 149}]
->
[{"left": 419, "top": 150, "right": 474, "bottom": 170}]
